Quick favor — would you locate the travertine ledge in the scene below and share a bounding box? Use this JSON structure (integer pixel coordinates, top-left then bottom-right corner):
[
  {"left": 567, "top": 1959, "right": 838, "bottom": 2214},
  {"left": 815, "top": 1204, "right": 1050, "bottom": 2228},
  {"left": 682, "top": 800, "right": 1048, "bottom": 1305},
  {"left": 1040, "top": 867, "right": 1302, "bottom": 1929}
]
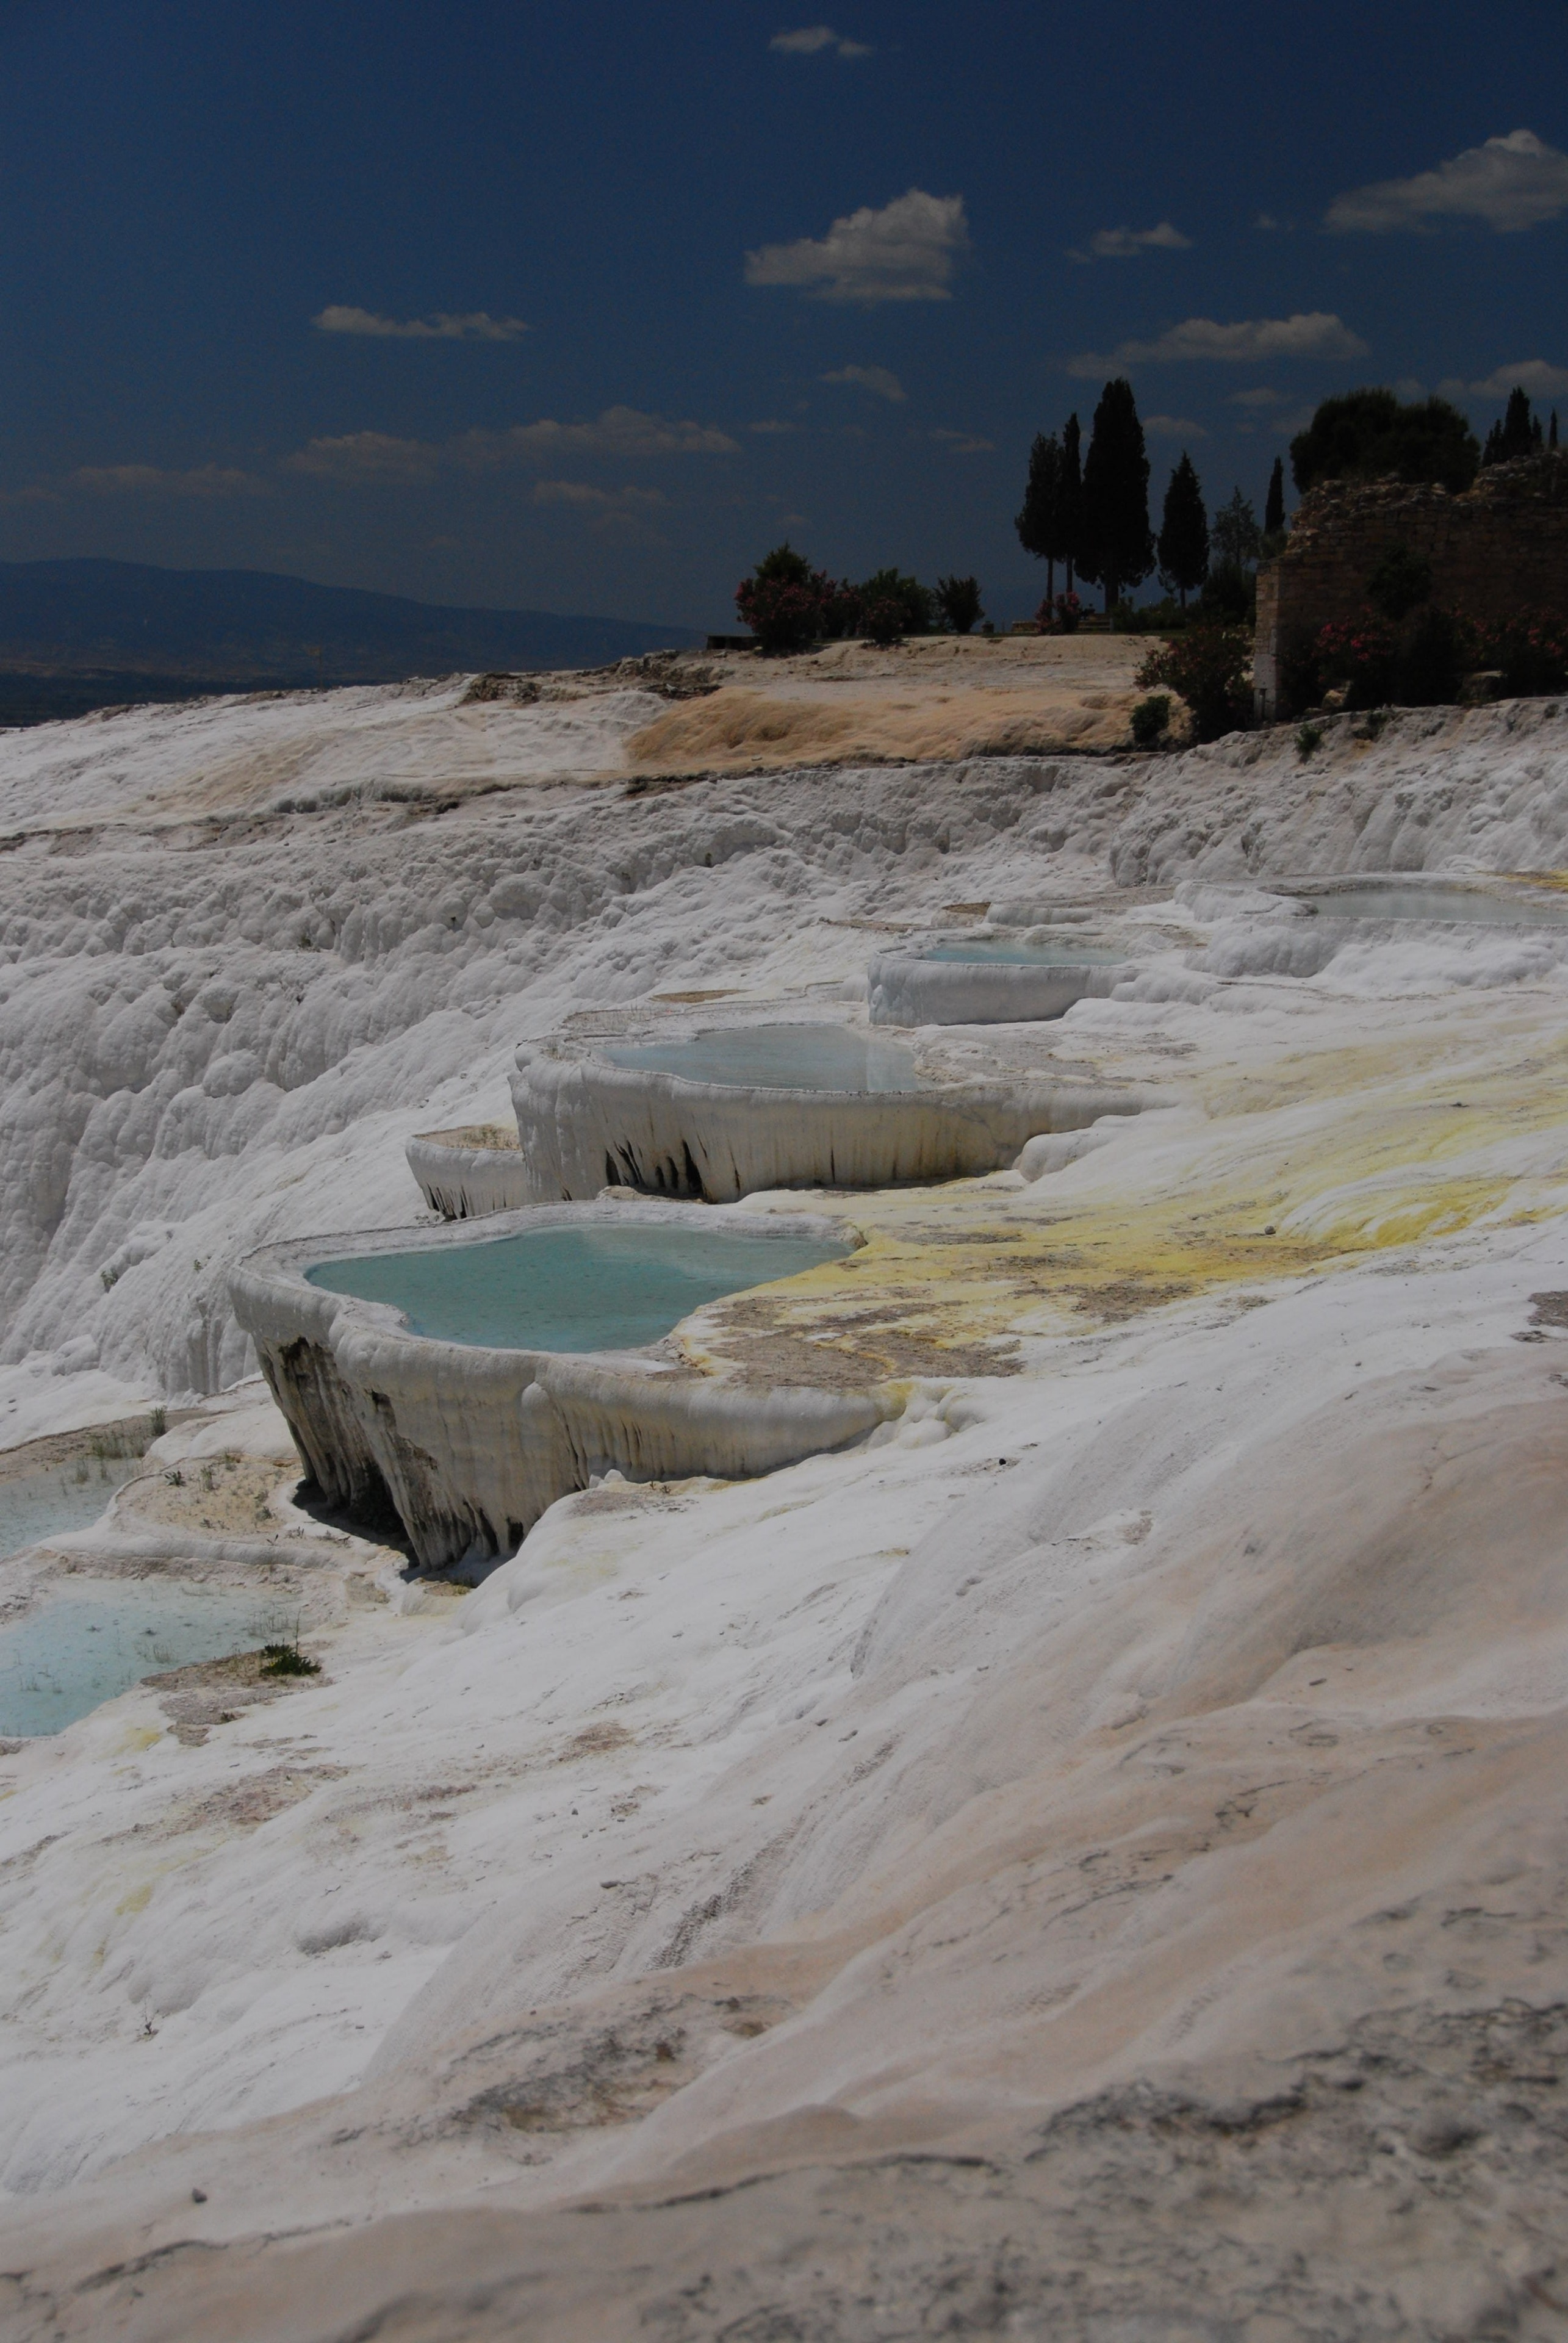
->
[
  {"left": 868, "top": 951, "right": 1138, "bottom": 1027},
  {"left": 229, "top": 1199, "right": 888, "bottom": 1570},
  {"left": 508, "top": 1034, "right": 1149, "bottom": 1203}
]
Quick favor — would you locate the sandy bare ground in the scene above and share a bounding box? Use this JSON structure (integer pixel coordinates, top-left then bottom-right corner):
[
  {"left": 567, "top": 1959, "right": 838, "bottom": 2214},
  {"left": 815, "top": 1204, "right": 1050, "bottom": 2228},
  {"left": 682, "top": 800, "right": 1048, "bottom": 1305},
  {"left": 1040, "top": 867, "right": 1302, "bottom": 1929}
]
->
[{"left": 628, "top": 633, "right": 1156, "bottom": 774}]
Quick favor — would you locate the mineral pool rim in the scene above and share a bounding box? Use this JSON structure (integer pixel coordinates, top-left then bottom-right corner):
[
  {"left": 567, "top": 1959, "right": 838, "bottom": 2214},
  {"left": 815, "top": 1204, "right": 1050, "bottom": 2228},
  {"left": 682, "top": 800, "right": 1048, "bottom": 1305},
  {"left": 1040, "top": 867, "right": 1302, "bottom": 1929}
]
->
[
  {"left": 303, "top": 1218, "right": 851, "bottom": 1353},
  {"left": 910, "top": 934, "right": 1131, "bottom": 966},
  {"left": 602, "top": 1022, "right": 935, "bottom": 1093},
  {"left": 1283, "top": 880, "right": 1568, "bottom": 928}
]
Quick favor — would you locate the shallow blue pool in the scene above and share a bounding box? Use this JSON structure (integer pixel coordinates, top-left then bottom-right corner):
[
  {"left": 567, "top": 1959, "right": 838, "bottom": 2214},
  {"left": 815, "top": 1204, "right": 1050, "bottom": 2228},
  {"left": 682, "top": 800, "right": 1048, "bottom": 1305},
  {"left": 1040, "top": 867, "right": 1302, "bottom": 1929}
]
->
[
  {"left": 917, "top": 940, "right": 1129, "bottom": 965},
  {"left": 605, "top": 1023, "right": 930, "bottom": 1092},
  {"left": 306, "top": 1222, "right": 848, "bottom": 1352},
  {"left": 0, "top": 1457, "right": 140, "bottom": 1565},
  {"left": 1293, "top": 885, "right": 1568, "bottom": 927},
  {"left": 0, "top": 1583, "right": 279, "bottom": 1738}
]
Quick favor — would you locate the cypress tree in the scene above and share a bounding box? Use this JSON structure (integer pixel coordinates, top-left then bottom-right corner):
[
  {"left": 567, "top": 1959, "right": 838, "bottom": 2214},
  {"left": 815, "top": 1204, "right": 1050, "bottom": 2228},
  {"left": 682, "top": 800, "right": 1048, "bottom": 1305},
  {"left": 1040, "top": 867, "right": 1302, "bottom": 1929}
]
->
[
  {"left": 1264, "top": 455, "right": 1286, "bottom": 538},
  {"left": 1157, "top": 454, "right": 1209, "bottom": 609},
  {"left": 1077, "top": 378, "right": 1154, "bottom": 613},
  {"left": 1553, "top": 411, "right": 1561, "bottom": 450},
  {"left": 1060, "top": 413, "right": 1082, "bottom": 594},
  {"left": 1484, "top": 386, "right": 1537, "bottom": 466},
  {"left": 1015, "top": 433, "right": 1064, "bottom": 599}
]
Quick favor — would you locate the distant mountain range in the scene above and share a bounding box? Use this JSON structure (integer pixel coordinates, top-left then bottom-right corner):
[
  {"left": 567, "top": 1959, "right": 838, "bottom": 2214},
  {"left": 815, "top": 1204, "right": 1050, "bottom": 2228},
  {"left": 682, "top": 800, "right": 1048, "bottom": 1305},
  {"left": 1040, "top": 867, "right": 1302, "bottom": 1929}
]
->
[{"left": 0, "top": 558, "right": 702, "bottom": 722}]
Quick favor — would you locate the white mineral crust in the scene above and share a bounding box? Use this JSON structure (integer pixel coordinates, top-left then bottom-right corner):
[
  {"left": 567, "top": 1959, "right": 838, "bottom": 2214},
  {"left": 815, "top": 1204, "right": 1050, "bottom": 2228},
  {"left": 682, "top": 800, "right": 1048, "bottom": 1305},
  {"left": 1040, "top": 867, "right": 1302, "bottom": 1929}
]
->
[{"left": 1, "top": 686, "right": 1567, "bottom": 2333}]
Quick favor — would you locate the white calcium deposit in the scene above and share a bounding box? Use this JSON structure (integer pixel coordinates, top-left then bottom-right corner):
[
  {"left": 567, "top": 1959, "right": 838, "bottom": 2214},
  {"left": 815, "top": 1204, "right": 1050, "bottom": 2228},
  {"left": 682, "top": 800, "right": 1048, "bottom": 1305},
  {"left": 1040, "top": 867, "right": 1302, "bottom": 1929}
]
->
[{"left": 2, "top": 683, "right": 1568, "bottom": 2334}]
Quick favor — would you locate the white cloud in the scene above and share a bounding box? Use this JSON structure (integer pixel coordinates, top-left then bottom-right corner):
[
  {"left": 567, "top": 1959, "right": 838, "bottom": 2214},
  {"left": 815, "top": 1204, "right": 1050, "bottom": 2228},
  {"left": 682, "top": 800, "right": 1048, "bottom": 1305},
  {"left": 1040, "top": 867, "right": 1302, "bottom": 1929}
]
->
[
  {"left": 282, "top": 432, "right": 437, "bottom": 483},
  {"left": 313, "top": 305, "right": 528, "bottom": 340},
  {"left": 769, "top": 25, "right": 872, "bottom": 56},
  {"left": 1070, "top": 221, "right": 1191, "bottom": 262},
  {"left": 929, "top": 429, "right": 994, "bottom": 454},
  {"left": 1254, "top": 212, "right": 1289, "bottom": 232},
  {"left": 1067, "top": 312, "right": 1367, "bottom": 375},
  {"left": 452, "top": 407, "right": 739, "bottom": 462},
  {"left": 1142, "top": 415, "right": 1207, "bottom": 439},
  {"left": 1228, "top": 387, "right": 1282, "bottom": 407},
  {"left": 821, "top": 363, "right": 905, "bottom": 401},
  {"left": 749, "top": 419, "right": 800, "bottom": 434},
  {"left": 1326, "top": 129, "right": 1568, "bottom": 234},
  {"left": 745, "top": 189, "right": 968, "bottom": 305},
  {"left": 531, "top": 481, "right": 668, "bottom": 528},
  {"left": 69, "top": 462, "right": 271, "bottom": 498},
  {"left": 1461, "top": 359, "right": 1568, "bottom": 399},
  {"left": 281, "top": 407, "right": 738, "bottom": 484}
]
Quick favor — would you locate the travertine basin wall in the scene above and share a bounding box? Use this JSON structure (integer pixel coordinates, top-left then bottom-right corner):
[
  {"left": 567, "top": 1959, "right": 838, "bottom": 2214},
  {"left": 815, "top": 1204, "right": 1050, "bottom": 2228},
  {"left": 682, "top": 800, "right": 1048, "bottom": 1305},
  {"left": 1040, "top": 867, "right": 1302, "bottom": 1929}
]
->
[
  {"left": 868, "top": 952, "right": 1137, "bottom": 1027},
  {"left": 509, "top": 1036, "right": 1148, "bottom": 1203},
  {"left": 230, "top": 1200, "right": 887, "bottom": 1570},
  {"left": 406, "top": 1126, "right": 530, "bottom": 1218}
]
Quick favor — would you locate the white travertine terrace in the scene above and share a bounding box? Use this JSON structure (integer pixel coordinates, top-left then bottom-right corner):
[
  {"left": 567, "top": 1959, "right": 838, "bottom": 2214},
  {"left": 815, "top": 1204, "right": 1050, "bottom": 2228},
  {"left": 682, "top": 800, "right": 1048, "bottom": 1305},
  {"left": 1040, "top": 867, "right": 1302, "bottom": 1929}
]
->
[
  {"left": 867, "top": 945, "right": 1138, "bottom": 1026},
  {"left": 405, "top": 1125, "right": 529, "bottom": 1218},
  {"left": 229, "top": 1198, "right": 886, "bottom": 1569},
  {"left": 508, "top": 1031, "right": 1149, "bottom": 1202}
]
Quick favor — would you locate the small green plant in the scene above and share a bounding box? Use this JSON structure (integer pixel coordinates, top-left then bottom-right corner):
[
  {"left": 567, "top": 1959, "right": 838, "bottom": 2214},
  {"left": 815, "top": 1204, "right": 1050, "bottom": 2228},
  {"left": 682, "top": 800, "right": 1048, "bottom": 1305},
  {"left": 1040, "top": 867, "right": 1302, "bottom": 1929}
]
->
[
  {"left": 164, "top": 1467, "right": 184, "bottom": 1488},
  {"left": 99, "top": 1266, "right": 120, "bottom": 1292},
  {"left": 259, "top": 1641, "right": 321, "bottom": 1678},
  {"left": 1130, "top": 694, "right": 1171, "bottom": 749},
  {"left": 1295, "top": 722, "right": 1323, "bottom": 760},
  {"left": 149, "top": 1406, "right": 168, "bottom": 1439}
]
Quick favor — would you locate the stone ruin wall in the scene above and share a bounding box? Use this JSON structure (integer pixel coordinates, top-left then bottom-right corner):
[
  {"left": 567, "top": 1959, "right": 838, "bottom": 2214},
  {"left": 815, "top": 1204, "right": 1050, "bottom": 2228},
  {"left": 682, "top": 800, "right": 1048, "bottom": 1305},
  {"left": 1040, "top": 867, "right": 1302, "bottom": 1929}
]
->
[{"left": 1254, "top": 452, "right": 1568, "bottom": 716}]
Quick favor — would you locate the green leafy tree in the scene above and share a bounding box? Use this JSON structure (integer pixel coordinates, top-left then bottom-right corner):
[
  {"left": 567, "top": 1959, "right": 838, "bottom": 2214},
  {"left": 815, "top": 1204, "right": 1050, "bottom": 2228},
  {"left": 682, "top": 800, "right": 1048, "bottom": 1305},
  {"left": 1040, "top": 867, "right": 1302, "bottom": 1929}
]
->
[
  {"left": 1060, "top": 412, "right": 1082, "bottom": 593},
  {"left": 1210, "top": 489, "right": 1262, "bottom": 573},
  {"left": 1291, "top": 389, "right": 1479, "bottom": 495},
  {"left": 1077, "top": 378, "right": 1154, "bottom": 614},
  {"left": 1156, "top": 454, "right": 1209, "bottom": 609},
  {"left": 1015, "top": 433, "right": 1064, "bottom": 599},
  {"left": 1552, "top": 411, "right": 1561, "bottom": 450},
  {"left": 1264, "top": 456, "right": 1286, "bottom": 538}
]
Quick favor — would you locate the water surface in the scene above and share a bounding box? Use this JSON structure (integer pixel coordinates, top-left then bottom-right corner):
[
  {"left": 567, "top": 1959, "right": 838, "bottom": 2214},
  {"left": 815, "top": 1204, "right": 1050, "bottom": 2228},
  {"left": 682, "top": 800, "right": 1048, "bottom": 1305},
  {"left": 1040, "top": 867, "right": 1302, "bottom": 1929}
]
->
[
  {"left": 0, "top": 1457, "right": 140, "bottom": 1564},
  {"left": 605, "top": 1023, "right": 930, "bottom": 1092},
  {"left": 306, "top": 1222, "right": 847, "bottom": 1352},
  {"left": 918, "top": 940, "right": 1129, "bottom": 965},
  {"left": 1293, "top": 885, "right": 1568, "bottom": 928},
  {"left": 0, "top": 1582, "right": 278, "bottom": 1738}
]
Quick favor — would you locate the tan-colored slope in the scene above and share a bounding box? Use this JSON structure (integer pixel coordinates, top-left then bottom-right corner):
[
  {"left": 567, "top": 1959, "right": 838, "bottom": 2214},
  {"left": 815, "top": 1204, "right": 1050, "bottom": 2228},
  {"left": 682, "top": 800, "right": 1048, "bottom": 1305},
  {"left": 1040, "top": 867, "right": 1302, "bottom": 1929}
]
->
[{"left": 628, "top": 636, "right": 1154, "bottom": 774}]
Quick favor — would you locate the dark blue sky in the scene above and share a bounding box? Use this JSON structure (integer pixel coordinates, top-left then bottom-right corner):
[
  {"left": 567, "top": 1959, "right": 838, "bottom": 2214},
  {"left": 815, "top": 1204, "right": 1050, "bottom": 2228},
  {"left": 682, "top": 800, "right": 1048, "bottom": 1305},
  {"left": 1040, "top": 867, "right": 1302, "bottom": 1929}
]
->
[{"left": 1, "top": 0, "right": 1564, "bottom": 627}]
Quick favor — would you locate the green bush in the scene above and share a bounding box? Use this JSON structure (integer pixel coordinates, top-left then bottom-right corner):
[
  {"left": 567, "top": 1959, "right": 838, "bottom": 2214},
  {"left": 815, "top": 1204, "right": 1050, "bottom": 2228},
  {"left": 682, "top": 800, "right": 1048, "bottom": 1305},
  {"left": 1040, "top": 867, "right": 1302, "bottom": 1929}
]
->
[
  {"left": 858, "top": 568, "right": 933, "bottom": 636},
  {"left": 935, "top": 575, "right": 984, "bottom": 633},
  {"left": 1367, "top": 542, "right": 1434, "bottom": 623},
  {"left": 1295, "top": 722, "right": 1323, "bottom": 760},
  {"left": 1315, "top": 613, "right": 1398, "bottom": 709},
  {"left": 1130, "top": 695, "right": 1171, "bottom": 748},
  {"left": 1394, "top": 605, "right": 1465, "bottom": 705},
  {"left": 1470, "top": 609, "right": 1568, "bottom": 696},
  {"left": 860, "top": 596, "right": 907, "bottom": 646},
  {"left": 1137, "top": 627, "right": 1253, "bottom": 743}
]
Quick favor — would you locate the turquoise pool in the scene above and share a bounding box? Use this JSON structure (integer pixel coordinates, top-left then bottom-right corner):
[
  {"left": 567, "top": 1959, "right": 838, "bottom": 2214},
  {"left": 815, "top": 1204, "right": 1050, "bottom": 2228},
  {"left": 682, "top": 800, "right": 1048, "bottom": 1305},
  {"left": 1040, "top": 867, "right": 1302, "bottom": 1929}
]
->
[
  {"left": 306, "top": 1221, "right": 847, "bottom": 1352},
  {"left": 917, "top": 940, "right": 1128, "bottom": 965},
  {"left": 0, "top": 1582, "right": 278, "bottom": 1739},
  {"left": 605, "top": 1023, "right": 930, "bottom": 1092},
  {"left": 1293, "top": 885, "right": 1568, "bottom": 927},
  {"left": 0, "top": 1457, "right": 140, "bottom": 1565}
]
